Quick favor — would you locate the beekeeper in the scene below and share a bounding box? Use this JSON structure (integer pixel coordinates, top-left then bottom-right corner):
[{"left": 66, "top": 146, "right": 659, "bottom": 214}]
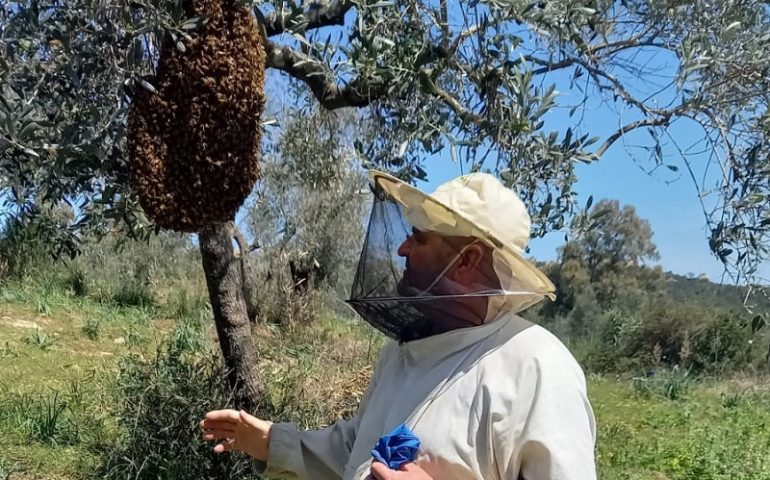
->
[{"left": 201, "top": 171, "right": 597, "bottom": 480}]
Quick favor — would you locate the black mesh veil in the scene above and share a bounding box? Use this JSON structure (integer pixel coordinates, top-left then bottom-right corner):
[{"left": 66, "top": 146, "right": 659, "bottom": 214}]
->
[{"left": 347, "top": 183, "right": 537, "bottom": 342}]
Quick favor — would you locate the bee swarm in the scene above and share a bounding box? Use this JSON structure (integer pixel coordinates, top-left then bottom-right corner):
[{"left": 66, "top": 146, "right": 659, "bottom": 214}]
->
[{"left": 128, "top": 0, "right": 266, "bottom": 232}]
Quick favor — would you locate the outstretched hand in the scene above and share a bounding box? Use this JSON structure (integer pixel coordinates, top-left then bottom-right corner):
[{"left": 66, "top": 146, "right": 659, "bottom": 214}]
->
[
  {"left": 199, "top": 409, "right": 272, "bottom": 461},
  {"left": 370, "top": 461, "right": 433, "bottom": 480}
]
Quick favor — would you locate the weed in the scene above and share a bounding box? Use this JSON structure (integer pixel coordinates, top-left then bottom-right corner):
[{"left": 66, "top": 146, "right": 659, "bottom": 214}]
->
[
  {"left": 23, "top": 328, "right": 55, "bottom": 351},
  {"left": 35, "top": 298, "right": 52, "bottom": 316},
  {"left": 98, "top": 346, "right": 255, "bottom": 479},
  {"left": 111, "top": 284, "right": 155, "bottom": 308},
  {"left": 123, "top": 324, "right": 147, "bottom": 350},
  {"left": 165, "top": 287, "right": 209, "bottom": 321},
  {"left": 721, "top": 391, "right": 741, "bottom": 408},
  {"left": 168, "top": 315, "right": 208, "bottom": 357},
  {"left": 631, "top": 376, "right": 653, "bottom": 398},
  {"left": 0, "top": 342, "right": 17, "bottom": 358},
  {"left": 81, "top": 317, "right": 102, "bottom": 341},
  {"left": 0, "top": 457, "right": 18, "bottom": 480},
  {"left": 65, "top": 266, "right": 89, "bottom": 297},
  {"left": 27, "top": 391, "right": 73, "bottom": 444},
  {"left": 0, "top": 391, "right": 78, "bottom": 445},
  {"left": 660, "top": 366, "right": 692, "bottom": 400}
]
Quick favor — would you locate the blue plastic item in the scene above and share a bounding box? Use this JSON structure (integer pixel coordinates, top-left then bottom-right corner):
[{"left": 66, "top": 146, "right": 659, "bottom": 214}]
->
[{"left": 371, "top": 423, "right": 421, "bottom": 470}]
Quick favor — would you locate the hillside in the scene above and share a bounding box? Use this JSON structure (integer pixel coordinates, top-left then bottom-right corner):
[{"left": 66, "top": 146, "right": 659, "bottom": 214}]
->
[{"left": 665, "top": 273, "right": 770, "bottom": 314}]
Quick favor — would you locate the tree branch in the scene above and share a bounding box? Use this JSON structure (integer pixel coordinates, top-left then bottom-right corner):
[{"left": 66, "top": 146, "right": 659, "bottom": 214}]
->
[
  {"left": 265, "top": 41, "right": 384, "bottom": 109},
  {"left": 595, "top": 116, "right": 674, "bottom": 157},
  {"left": 434, "top": 87, "right": 483, "bottom": 124},
  {"left": 231, "top": 223, "right": 259, "bottom": 324},
  {"left": 260, "top": 0, "right": 355, "bottom": 37}
]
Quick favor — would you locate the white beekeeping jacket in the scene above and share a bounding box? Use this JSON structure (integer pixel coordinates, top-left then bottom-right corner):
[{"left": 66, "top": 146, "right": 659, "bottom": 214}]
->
[{"left": 263, "top": 313, "right": 596, "bottom": 480}]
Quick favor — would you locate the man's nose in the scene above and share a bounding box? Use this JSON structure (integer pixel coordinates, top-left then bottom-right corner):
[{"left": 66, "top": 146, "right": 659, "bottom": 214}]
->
[{"left": 397, "top": 236, "right": 411, "bottom": 257}]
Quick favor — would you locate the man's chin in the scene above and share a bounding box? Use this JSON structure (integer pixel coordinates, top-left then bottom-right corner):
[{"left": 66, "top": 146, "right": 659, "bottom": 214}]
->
[
  {"left": 397, "top": 278, "right": 423, "bottom": 297},
  {"left": 396, "top": 279, "right": 412, "bottom": 297}
]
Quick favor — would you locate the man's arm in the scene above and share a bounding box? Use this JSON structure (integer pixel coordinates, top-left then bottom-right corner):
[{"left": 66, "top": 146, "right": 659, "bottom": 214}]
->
[
  {"left": 201, "top": 409, "right": 360, "bottom": 479},
  {"left": 263, "top": 415, "right": 362, "bottom": 479},
  {"left": 201, "top": 342, "right": 395, "bottom": 479},
  {"left": 493, "top": 347, "right": 597, "bottom": 480}
]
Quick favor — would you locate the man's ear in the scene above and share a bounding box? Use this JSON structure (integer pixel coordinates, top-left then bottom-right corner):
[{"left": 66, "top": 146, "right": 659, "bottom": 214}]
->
[{"left": 455, "top": 244, "right": 485, "bottom": 276}]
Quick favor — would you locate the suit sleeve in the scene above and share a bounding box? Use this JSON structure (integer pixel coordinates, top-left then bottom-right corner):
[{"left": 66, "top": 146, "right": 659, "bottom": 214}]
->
[
  {"left": 262, "top": 343, "right": 394, "bottom": 479},
  {"left": 493, "top": 346, "right": 597, "bottom": 480}
]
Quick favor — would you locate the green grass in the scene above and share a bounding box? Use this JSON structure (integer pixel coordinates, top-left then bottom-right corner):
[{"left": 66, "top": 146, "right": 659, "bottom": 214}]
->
[
  {"left": 0, "top": 280, "right": 174, "bottom": 478},
  {"left": 1, "top": 279, "right": 769, "bottom": 479},
  {"left": 593, "top": 375, "right": 770, "bottom": 479}
]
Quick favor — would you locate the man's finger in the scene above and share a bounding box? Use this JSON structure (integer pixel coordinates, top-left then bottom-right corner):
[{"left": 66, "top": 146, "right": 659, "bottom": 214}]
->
[
  {"left": 202, "top": 429, "right": 235, "bottom": 441},
  {"left": 238, "top": 410, "right": 270, "bottom": 429},
  {"left": 371, "top": 461, "right": 398, "bottom": 480},
  {"left": 204, "top": 409, "right": 240, "bottom": 423},
  {"left": 212, "top": 439, "right": 236, "bottom": 454},
  {"left": 199, "top": 419, "right": 237, "bottom": 431}
]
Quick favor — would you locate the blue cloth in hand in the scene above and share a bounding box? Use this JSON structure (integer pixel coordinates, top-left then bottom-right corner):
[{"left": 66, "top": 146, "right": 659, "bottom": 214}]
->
[{"left": 371, "top": 423, "right": 421, "bottom": 470}]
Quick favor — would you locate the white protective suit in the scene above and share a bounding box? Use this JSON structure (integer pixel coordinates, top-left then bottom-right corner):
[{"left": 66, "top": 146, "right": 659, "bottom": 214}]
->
[{"left": 263, "top": 312, "right": 597, "bottom": 480}]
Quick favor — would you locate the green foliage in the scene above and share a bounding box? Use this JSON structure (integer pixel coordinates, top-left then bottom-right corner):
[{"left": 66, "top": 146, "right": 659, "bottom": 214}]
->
[
  {"left": 23, "top": 328, "right": 55, "bottom": 351},
  {"left": 99, "top": 346, "right": 257, "bottom": 479},
  {"left": 666, "top": 273, "right": 770, "bottom": 313},
  {"left": 25, "top": 391, "right": 77, "bottom": 445},
  {"left": 0, "top": 391, "right": 79, "bottom": 445},
  {"left": 249, "top": 104, "right": 368, "bottom": 300},
  {"left": 65, "top": 265, "right": 90, "bottom": 297},
  {"left": 721, "top": 391, "right": 742, "bottom": 409},
  {"left": 81, "top": 317, "right": 102, "bottom": 341},
  {"left": 535, "top": 198, "right": 770, "bottom": 375},
  {"left": 0, "top": 204, "right": 78, "bottom": 279},
  {"left": 110, "top": 283, "right": 155, "bottom": 308},
  {"left": 1, "top": 0, "right": 768, "bottom": 279},
  {"left": 595, "top": 378, "right": 770, "bottom": 480},
  {"left": 164, "top": 286, "right": 209, "bottom": 322},
  {"left": 0, "top": 457, "right": 16, "bottom": 480},
  {"left": 658, "top": 367, "right": 694, "bottom": 401}
]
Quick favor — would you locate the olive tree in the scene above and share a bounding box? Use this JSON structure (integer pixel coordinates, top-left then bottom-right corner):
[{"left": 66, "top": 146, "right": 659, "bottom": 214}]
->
[{"left": 1, "top": 0, "right": 769, "bottom": 403}]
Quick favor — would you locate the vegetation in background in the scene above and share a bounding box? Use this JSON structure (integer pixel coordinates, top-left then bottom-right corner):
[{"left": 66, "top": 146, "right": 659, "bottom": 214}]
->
[{"left": 533, "top": 199, "right": 770, "bottom": 375}]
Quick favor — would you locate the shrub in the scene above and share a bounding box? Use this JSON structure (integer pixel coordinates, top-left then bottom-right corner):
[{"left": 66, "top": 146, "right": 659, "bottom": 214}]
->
[
  {"left": 111, "top": 283, "right": 155, "bottom": 308},
  {"left": 689, "top": 313, "right": 753, "bottom": 373},
  {"left": 98, "top": 328, "right": 257, "bottom": 479},
  {"left": 65, "top": 265, "right": 90, "bottom": 297}
]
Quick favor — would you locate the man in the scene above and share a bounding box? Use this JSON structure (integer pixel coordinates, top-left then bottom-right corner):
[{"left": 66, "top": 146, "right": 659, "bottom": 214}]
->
[{"left": 201, "top": 171, "right": 596, "bottom": 479}]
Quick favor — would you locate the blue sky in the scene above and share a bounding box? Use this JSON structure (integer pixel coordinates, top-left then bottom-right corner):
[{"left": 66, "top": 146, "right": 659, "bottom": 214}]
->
[
  {"left": 415, "top": 120, "right": 770, "bottom": 284},
  {"left": 405, "top": 49, "right": 769, "bottom": 284}
]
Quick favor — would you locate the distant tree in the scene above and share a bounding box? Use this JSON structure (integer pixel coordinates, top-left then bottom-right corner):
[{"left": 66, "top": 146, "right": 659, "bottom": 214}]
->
[
  {"left": 248, "top": 101, "right": 368, "bottom": 296},
  {"left": 577, "top": 199, "right": 659, "bottom": 280},
  {"left": 545, "top": 241, "right": 595, "bottom": 315},
  {"left": 0, "top": 201, "right": 76, "bottom": 277},
  {"left": 552, "top": 199, "right": 665, "bottom": 309}
]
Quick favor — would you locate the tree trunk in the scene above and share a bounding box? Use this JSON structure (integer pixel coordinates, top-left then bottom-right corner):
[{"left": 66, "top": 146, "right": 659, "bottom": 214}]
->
[{"left": 199, "top": 222, "right": 262, "bottom": 409}]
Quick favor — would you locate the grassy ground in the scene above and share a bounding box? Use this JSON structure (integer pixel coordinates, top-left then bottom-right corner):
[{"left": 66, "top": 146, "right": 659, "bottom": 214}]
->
[
  {"left": 592, "top": 375, "right": 770, "bottom": 479},
  {"left": 1, "top": 280, "right": 769, "bottom": 479},
  {"left": 0, "top": 280, "right": 169, "bottom": 479}
]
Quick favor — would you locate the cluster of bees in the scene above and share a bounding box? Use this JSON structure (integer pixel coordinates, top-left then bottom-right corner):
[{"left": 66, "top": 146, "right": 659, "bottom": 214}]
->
[{"left": 128, "top": 0, "right": 266, "bottom": 232}]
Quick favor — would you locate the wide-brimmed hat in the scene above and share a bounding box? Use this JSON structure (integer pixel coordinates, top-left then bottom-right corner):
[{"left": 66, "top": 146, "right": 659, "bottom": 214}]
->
[{"left": 369, "top": 170, "right": 556, "bottom": 300}]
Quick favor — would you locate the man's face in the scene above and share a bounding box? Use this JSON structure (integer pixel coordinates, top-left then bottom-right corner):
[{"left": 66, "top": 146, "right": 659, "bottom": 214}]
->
[{"left": 396, "top": 228, "right": 456, "bottom": 295}]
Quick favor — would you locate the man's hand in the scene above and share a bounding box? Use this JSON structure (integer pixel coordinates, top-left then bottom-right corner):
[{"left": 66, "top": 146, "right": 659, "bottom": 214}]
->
[
  {"left": 370, "top": 461, "right": 433, "bottom": 480},
  {"left": 199, "top": 409, "right": 272, "bottom": 461}
]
